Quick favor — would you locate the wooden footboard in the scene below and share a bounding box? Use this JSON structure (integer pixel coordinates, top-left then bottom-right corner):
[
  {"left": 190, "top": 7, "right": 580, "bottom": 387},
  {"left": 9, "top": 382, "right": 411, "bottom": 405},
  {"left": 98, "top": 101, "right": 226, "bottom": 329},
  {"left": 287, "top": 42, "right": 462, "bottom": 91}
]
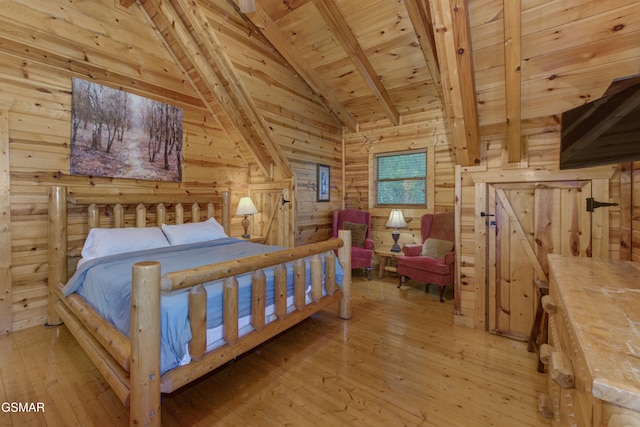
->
[{"left": 47, "top": 185, "right": 352, "bottom": 426}]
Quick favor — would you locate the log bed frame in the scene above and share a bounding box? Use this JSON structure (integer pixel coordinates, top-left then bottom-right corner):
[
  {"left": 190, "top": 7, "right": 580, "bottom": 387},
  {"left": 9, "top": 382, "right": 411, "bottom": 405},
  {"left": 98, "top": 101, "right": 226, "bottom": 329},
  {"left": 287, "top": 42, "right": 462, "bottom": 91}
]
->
[{"left": 46, "top": 185, "right": 352, "bottom": 426}]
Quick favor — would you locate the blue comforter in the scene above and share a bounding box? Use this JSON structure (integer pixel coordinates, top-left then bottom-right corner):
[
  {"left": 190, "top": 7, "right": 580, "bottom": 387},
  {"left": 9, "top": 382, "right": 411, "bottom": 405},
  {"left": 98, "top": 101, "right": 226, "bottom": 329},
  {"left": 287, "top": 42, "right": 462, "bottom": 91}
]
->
[{"left": 62, "top": 238, "right": 343, "bottom": 374}]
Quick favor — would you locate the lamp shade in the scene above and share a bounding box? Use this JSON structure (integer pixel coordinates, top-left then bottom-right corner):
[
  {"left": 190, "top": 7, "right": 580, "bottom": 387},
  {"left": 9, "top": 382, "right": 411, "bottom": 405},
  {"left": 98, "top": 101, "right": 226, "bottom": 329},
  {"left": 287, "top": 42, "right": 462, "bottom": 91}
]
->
[
  {"left": 235, "top": 197, "right": 258, "bottom": 216},
  {"left": 386, "top": 209, "right": 407, "bottom": 228}
]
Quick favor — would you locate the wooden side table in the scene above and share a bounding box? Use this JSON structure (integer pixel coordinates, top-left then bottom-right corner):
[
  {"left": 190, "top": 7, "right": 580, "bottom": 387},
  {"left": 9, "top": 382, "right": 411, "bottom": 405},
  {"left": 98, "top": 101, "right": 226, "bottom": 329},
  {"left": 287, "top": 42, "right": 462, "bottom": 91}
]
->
[{"left": 375, "top": 249, "right": 402, "bottom": 279}]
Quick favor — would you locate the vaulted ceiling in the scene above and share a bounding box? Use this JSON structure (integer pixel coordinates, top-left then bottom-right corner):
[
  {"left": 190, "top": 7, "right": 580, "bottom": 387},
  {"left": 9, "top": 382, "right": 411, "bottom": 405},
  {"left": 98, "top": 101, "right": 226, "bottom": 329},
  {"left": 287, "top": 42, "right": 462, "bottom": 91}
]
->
[
  {"left": 133, "top": 0, "right": 640, "bottom": 176},
  {"left": 133, "top": 0, "right": 481, "bottom": 176}
]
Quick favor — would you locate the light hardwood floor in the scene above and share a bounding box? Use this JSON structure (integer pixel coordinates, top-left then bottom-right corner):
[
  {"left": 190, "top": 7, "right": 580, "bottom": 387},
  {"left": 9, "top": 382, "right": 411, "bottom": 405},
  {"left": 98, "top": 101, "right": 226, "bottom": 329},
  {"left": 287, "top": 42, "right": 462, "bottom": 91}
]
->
[{"left": 0, "top": 275, "right": 550, "bottom": 426}]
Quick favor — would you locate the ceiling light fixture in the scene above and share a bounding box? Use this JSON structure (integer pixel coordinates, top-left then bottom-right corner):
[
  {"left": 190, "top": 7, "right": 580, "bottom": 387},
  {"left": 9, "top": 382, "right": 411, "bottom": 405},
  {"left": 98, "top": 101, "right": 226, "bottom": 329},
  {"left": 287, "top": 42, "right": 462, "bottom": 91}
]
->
[{"left": 239, "top": 0, "right": 255, "bottom": 13}]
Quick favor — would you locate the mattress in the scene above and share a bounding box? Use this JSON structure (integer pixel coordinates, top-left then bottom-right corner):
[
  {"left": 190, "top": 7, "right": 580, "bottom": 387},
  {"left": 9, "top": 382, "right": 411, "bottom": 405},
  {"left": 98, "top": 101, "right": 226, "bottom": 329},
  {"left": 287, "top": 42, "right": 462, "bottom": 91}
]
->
[{"left": 63, "top": 237, "right": 343, "bottom": 373}]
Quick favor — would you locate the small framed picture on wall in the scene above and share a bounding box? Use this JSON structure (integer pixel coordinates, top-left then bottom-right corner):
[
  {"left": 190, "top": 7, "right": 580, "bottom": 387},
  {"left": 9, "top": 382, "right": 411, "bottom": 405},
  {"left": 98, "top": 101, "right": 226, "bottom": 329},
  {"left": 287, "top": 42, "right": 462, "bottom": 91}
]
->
[{"left": 317, "top": 163, "right": 330, "bottom": 202}]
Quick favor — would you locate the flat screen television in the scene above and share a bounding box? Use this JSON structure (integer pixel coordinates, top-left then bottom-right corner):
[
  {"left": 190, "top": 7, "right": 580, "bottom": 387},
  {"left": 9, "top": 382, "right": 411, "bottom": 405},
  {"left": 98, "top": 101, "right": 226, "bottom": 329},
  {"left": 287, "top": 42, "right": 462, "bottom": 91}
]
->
[{"left": 560, "top": 76, "right": 640, "bottom": 170}]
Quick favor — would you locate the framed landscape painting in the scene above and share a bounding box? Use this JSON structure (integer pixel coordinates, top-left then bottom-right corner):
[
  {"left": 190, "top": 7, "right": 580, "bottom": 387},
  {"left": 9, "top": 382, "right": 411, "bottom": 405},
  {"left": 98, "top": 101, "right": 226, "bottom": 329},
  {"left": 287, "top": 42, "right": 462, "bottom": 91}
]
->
[{"left": 70, "top": 78, "right": 183, "bottom": 182}]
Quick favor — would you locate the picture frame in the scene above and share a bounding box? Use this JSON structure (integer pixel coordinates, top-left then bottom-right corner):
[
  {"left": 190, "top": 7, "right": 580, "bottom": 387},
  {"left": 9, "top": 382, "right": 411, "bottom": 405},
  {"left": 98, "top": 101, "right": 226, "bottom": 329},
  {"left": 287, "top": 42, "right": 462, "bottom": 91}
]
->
[
  {"left": 317, "top": 163, "right": 330, "bottom": 202},
  {"left": 70, "top": 77, "right": 183, "bottom": 182}
]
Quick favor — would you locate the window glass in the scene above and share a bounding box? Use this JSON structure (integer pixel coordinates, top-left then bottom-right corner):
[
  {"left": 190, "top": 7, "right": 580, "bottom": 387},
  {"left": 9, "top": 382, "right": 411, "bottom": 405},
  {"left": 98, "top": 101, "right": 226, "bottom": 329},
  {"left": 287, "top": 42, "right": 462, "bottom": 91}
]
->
[{"left": 375, "top": 151, "right": 427, "bottom": 206}]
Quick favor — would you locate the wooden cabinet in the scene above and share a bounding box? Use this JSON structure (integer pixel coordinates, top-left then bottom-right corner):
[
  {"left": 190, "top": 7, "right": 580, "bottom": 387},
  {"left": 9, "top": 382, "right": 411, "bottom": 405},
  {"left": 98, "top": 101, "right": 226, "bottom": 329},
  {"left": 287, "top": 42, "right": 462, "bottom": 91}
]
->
[{"left": 542, "top": 255, "right": 640, "bottom": 426}]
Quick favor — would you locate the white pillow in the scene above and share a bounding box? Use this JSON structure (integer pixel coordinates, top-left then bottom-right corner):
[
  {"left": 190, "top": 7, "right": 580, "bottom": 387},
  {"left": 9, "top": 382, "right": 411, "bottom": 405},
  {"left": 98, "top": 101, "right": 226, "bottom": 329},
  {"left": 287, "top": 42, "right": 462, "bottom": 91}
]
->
[
  {"left": 161, "top": 217, "right": 228, "bottom": 245},
  {"left": 81, "top": 227, "right": 170, "bottom": 260}
]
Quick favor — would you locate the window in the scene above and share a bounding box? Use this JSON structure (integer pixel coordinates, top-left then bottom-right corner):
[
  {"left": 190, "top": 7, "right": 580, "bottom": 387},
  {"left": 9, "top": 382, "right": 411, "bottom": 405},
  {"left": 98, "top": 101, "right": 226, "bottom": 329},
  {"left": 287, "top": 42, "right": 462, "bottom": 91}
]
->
[{"left": 375, "top": 150, "right": 427, "bottom": 206}]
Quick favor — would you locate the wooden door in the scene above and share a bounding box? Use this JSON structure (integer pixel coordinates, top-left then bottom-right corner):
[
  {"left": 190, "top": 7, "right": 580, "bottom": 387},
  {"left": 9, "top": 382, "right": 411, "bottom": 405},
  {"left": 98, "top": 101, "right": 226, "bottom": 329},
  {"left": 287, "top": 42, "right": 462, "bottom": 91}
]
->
[
  {"left": 249, "top": 184, "right": 293, "bottom": 247},
  {"left": 487, "top": 180, "right": 608, "bottom": 340}
]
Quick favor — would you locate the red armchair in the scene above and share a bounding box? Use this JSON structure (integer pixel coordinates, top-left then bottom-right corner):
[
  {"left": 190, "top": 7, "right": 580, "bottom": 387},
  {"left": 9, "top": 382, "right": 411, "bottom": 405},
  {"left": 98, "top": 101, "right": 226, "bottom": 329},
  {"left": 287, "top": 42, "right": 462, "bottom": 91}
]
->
[
  {"left": 397, "top": 212, "right": 455, "bottom": 302},
  {"left": 332, "top": 209, "right": 374, "bottom": 280}
]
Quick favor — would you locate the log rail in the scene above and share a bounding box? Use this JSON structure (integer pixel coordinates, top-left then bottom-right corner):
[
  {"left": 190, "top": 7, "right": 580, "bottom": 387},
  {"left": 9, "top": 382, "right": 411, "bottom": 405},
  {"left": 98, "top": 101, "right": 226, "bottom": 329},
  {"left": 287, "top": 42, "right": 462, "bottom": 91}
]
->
[{"left": 47, "top": 185, "right": 352, "bottom": 427}]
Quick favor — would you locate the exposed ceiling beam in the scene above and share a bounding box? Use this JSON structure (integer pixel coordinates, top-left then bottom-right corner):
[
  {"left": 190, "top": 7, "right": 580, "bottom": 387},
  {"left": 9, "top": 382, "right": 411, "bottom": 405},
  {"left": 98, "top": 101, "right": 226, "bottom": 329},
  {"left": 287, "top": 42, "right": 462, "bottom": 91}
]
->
[
  {"left": 429, "top": 0, "right": 480, "bottom": 166},
  {"left": 139, "top": 0, "right": 292, "bottom": 178},
  {"left": 312, "top": 0, "right": 400, "bottom": 126},
  {"left": 404, "top": 0, "right": 444, "bottom": 102},
  {"left": 503, "top": 0, "right": 522, "bottom": 164},
  {"left": 237, "top": 0, "right": 358, "bottom": 132}
]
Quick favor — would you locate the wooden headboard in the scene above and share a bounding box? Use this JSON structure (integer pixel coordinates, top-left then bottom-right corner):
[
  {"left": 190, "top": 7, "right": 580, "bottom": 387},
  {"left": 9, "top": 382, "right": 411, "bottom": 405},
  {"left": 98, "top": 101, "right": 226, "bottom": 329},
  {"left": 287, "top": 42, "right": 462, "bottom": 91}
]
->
[
  {"left": 48, "top": 186, "right": 231, "bottom": 285},
  {"left": 67, "top": 190, "right": 230, "bottom": 233}
]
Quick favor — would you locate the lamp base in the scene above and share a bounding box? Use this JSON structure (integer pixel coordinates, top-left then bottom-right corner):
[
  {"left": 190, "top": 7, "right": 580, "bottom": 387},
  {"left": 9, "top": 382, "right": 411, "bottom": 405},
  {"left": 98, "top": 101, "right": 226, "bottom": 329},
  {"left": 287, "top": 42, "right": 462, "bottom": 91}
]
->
[
  {"left": 241, "top": 215, "right": 251, "bottom": 239},
  {"left": 390, "top": 230, "right": 401, "bottom": 252}
]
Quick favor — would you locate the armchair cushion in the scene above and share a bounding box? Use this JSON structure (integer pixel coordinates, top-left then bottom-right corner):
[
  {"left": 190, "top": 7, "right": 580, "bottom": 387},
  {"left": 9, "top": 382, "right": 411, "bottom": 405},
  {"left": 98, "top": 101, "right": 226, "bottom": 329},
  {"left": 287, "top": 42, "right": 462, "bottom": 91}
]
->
[
  {"left": 398, "top": 254, "right": 452, "bottom": 276},
  {"left": 342, "top": 221, "right": 367, "bottom": 247},
  {"left": 402, "top": 244, "right": 422, "bottom": 257},
  {"left": 421, "top": 238, "right": 454, "bottom": 258}
]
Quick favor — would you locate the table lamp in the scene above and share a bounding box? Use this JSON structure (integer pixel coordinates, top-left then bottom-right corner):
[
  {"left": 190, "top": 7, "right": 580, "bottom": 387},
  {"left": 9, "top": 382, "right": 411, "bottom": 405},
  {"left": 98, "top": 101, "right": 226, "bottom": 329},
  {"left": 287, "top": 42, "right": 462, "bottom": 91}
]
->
[
  {"left": 236, "top": 196, "right": 258, "bottom": 238},
  {"left": 386, "top": 209, "right": 407, "bottom": 252}
]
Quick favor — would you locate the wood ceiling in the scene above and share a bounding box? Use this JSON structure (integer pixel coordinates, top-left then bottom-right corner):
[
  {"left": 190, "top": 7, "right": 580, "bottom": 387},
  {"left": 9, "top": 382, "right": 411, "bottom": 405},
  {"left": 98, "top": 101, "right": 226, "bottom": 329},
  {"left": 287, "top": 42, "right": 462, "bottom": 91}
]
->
[
  {"left": 134, "top": 0, "right": 479, "bottom": 174},
  {"left": 134, "top": 0, "right": 640, "bottom": 174}
]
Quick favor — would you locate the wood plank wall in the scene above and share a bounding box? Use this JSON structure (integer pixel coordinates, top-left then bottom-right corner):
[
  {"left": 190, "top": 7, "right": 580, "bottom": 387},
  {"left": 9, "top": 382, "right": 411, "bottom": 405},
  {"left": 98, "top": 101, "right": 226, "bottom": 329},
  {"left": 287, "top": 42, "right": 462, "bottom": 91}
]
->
[
  {"left": 343, "top": 109, "right": 456, "bottom": 254},
  {"left": 454, "top": 0, "right": 640, "bottom": 329},
  {"left": 2, "top": 0, "right": 639, "bottom": 335},
  {"left": 1, "top": 0, "right": 247, "bottom": 333},
  {"left": 0, "top": 0, "right": 343, "bottom": 333},
  {"left": 292, "top": 162, "right": 343, "bottom": 246},
  {"left": 201, "top": 0, "right": 345, "bottom": 247}
]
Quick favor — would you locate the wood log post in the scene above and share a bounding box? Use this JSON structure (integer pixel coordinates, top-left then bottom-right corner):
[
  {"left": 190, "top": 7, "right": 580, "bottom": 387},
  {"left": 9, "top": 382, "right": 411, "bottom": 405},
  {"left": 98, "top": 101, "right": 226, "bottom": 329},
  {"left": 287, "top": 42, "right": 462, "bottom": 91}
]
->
[
  {"left": 188, "top": 284, "right": 207, "bottom": 362},
  {"left": 338, "top": 230, "right": 352, "bottom": 320},
  {"left": 293, "top": 259, "right": 306, "bottom": 311},
  {"left": 136, "top": 204, "right": 147, "bottom": 227},
  {"left": 221, "top": 191, "right": 230, "bottom": 235},
  {"left": 325, "top": 251, "right": 337, "bottom": 296},
  {"left": 47, "top": 186, "right": 68, "bottom": 326},
  {"left": 274, "top": 264, "right": 287, "bottom": 320},
  {"left": 175, "top": 203, "right": 184, "bottom": 224},
  {"left": 207, "top": 202, "right": 214, "bottom": 220},
  {"left": 310, "top": 254, "right": 322, "bottom": 303},
  {"left": 156, "top": 203, "right": 166, "bottom": 228},
  {"left": 114, "top": 204, "right": 125, "bottom": 228},
  {"left": 88, "top": 204, "right": 99, "bottom": 229},
  {"left": 251, "top": 269, "right": 266, "bottom": 331},
  {"left": 223, "top": 277, "right": 238, "bottom": 345},
  {"left": 130, "top": 261, "right": 161, "bottom": 427},
  {"left": 191, "top": 203, "right": 200, "bottom": 222}
]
